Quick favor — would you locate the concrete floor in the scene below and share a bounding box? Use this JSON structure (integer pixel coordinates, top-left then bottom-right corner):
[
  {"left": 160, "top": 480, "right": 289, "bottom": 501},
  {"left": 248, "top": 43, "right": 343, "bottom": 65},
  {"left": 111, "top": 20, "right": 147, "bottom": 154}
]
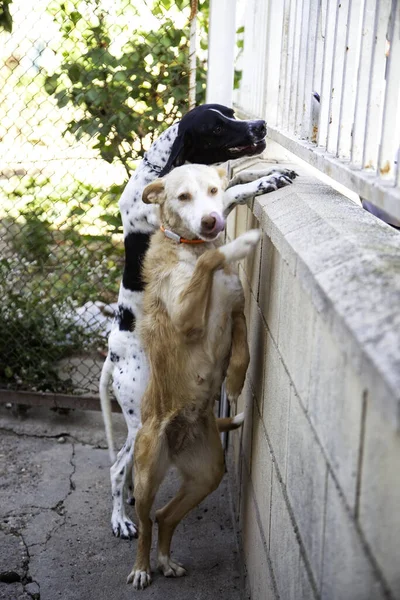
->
[{"left": 0, "top": 405, "right": 247, "bottom": 600}]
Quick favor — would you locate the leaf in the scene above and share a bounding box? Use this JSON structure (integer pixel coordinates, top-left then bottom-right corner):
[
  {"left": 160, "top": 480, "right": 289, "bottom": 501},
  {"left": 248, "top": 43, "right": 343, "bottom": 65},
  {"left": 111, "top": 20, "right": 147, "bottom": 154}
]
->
[
  {"left": 68, "top": 206, "right": 85, "bottom": 216},
  {"left": 70, "top": 10, "right": 82, "bottom": 26},
  {"left": 99, "top": 214, "right": 122, "bottom": 228},
  {"left": 114, "top": 70, "right": 127, "bottom": 82},
  {"left": 44, "top": 74, "right": 59, "bottom": 95},
  {"left": 55, "top": 90, "right": 69, "bottom": 108},
  {"left": 67, "top": 64, "right": 81, "bottom": 83}
]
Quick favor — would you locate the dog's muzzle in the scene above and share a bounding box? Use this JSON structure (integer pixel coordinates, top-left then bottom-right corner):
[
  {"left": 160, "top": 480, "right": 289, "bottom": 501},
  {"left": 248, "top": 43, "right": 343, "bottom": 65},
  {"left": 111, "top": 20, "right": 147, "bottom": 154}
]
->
[{"left": 201, "top": 212, "right": 225, "bottom": 237}]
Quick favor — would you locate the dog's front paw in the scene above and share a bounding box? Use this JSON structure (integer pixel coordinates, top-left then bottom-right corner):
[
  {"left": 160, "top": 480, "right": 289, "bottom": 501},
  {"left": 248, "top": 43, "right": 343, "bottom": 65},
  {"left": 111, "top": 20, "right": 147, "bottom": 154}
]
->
[
  {"left": 254, "top": 169, "right": 298, "bottom": 195},
  {"left": 222, "top": 229, "right": 261, "bottom": 262},
  {"left": 127, "top": 567, "right": 152, "bottom": 590},
  {"left": 158, "top": 555, "right": 187, "bottom": 578},
  {"left": 111, "top": 514, "right": 138, "bottom": 540},
  {"left": 276, "top": 168, "right": 298, "bottom": 182}
]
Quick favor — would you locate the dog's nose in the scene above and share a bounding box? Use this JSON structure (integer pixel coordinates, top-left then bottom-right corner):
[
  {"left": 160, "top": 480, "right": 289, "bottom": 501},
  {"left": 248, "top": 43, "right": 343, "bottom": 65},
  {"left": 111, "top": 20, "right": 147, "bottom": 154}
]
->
[
  {"left": 253, "top": 120, "right": 266, "bottom": 138},
  {"left": 201, "top": 215, "right": 216, "bottom": 231},
  {"left": 201, "top": 212, "right": 225, "bottom": 235}
]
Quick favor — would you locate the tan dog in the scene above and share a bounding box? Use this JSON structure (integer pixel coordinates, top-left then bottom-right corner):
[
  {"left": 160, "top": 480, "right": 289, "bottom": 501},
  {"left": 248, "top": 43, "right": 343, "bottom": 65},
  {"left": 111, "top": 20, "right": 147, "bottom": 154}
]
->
[{"left": 127, "top": 164, "right": 260, "bottom": 590}]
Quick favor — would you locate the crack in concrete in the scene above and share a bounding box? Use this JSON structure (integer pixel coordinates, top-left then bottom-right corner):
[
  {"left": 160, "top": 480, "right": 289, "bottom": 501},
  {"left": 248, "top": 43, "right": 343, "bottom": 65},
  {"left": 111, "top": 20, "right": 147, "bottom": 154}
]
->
[
  {"left": 0, "top": 527, "right": 39, "bottom": 599},
  {"left": 1, "top": 441, "right": 78, "bottom": 599},
  {"left": 27, "top": 442, "right": 77, "bottom": 553},
  {"left": 0, "top": 425, "right": 101, "bottom": 448},
  {"left": 20, "top": 532, "right": 41, "bottom": 599}
]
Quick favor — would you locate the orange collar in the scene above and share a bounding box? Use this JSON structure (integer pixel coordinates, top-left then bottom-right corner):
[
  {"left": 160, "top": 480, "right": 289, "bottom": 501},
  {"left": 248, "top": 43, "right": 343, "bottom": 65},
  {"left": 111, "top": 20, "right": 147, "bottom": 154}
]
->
[{"left": 160, "top": 225, "right": 205, "bottom": 244}]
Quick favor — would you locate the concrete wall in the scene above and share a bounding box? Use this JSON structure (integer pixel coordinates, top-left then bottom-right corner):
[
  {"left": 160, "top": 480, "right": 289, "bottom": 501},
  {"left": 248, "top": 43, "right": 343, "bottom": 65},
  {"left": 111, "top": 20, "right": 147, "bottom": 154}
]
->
[{"left": 226, "top": 160, "right": 400, "bottom": 600}]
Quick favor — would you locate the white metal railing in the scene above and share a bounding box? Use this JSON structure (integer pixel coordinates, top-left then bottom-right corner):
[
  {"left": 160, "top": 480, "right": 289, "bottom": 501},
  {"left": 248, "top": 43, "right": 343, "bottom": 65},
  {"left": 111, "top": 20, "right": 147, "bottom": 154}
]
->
[{"left": 230, "top": 0, "right": 400, "bottom": 221}]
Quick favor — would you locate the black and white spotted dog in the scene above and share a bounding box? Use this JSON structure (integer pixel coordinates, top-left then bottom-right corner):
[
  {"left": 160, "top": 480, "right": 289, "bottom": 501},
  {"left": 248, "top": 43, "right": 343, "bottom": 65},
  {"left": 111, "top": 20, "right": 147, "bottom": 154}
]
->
[{"left": 99, "top": 103, "right": 297, "bottom": 539}]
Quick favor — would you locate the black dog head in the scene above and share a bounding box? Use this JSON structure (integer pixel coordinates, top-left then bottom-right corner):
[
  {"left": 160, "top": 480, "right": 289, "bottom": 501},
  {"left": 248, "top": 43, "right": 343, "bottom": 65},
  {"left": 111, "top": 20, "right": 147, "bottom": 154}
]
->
[{"left": 159, "top": 104, "right": 266, "bottom": 176}]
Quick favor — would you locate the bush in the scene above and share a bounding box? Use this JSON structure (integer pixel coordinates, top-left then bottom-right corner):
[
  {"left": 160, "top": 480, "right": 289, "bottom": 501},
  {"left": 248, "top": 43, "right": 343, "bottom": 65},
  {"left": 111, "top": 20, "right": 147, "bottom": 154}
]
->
[
  {"left": 44, "top": 0, "right": 208, "bottom": 175},
  {"left": 0, "top": 176, "right": 124, "bottom": 391},
  {"left": 0, "top": 254, "right": 101, "bottom": 392}
]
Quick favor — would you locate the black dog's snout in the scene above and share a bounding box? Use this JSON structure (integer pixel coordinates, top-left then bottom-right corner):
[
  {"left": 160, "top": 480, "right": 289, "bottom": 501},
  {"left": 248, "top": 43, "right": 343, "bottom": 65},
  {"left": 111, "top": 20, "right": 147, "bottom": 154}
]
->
[{"left": 252, "top": 120, "right": 266, "bottom": 138}]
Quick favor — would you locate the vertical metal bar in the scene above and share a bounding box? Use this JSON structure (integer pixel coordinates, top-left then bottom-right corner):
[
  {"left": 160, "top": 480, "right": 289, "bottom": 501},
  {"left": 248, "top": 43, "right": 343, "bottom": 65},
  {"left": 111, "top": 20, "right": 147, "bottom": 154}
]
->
[
  {"left": 378, "top": 0, "right": 400, "bottom": 180},
  {"left": 337, "top": 0, "right": 365, "bottom": 160},
  {"left": 310, "top": 0, "right": 327, "bottom": 142},
  {"left": 258, "top": 0, "right": 270, "bottom": 116},
  {"left": 318, "top": 0, "right": 339, "bottom": 148},
  {"left": 312, "top": 0, "right": 327, "bottom": 97},
  {"left": 277, "top": 0, "right": 292, "bottom": 128},
  {"left": 235, "top": 0, "right": 252, "bottom": 112},
  {"left": 219, "top": 381, "right": 229, "bottom": 448},
  {"left": 188, "top": 1, "right": 198, "bottom": 110},
  {"left": 351, "top": 0, "right": 377, "bottom": 166},
  {"left": 288, "top": 0, "right": 304, "bottom": 133},
  {"left": 362, "top": 0, "right": 392, "bottom": 170},
  {"left": 283, "top": 0, "right": 297, "bottom": 130},
  {"left": 264, "top": 0, "right": 285, "bottom": 127},
  {"left": 294, "top": 0, "right": 310, "bottom": 136},
  {"left": 300, "top": 0, "right": 318, "bottom": 139},
  {"left": 327, "top": 0, "right": 351, "bottom": 156}
]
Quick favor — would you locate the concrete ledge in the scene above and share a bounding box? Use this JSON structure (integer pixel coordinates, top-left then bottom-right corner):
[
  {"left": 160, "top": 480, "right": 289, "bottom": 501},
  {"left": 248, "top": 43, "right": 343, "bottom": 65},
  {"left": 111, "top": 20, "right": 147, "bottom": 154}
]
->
[
  {"left": 247, "top": 162, "right": 400, "bottom": 427},
  {"left": 228, "top": 157, "right": 400, "bottom": 600}
]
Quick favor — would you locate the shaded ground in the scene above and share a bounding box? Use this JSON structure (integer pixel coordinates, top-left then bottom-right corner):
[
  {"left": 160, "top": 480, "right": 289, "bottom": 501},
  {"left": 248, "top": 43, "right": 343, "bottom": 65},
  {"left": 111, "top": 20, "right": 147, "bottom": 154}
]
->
[{"left": 0, "top": 406, "right": 247, "bottom": 600}]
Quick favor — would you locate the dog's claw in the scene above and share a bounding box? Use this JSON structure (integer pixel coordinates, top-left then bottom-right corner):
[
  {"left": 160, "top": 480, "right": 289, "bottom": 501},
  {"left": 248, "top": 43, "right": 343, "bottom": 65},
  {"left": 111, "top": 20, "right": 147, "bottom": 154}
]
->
[
  {"left": 111, "top": 516, "right": 138, "bottom": 539},
  {"left": 158, "top": 557, "right": 187, "bottom": 578},
  {"left": 127, "top": 568, "right": 152, "bottom": 590}
]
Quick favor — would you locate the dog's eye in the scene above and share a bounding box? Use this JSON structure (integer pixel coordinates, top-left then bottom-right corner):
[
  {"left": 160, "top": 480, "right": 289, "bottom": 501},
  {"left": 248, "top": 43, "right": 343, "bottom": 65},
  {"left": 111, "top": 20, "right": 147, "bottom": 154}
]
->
[
  {"left": 213, "top": 126, "right": 222, "bottom": 134},
  {"left": 178, "top": 192, "right": 191, "bottom": 201},
  {"left": 209, "top": 187, "right": 218, "bottom": 195}
]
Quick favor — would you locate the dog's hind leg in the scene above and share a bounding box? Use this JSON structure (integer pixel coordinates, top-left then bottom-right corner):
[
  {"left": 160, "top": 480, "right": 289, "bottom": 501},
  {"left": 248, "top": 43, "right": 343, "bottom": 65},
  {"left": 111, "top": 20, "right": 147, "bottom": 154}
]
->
[
  {"left": 155, "top": 419, "right": 225, "bottom": 579},
  {"left": 110, "top": 434, "right": 138, "bottom": 540},
  {"left": 127, "top": 426, "right": 169, "bottom": 590}
]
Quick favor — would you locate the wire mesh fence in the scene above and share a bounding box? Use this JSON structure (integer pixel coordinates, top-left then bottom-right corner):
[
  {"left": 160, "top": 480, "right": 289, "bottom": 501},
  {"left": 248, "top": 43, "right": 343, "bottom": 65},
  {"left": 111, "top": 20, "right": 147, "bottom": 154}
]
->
[{"left": 0, "top": 0, "right": 208, "bottom": 396}]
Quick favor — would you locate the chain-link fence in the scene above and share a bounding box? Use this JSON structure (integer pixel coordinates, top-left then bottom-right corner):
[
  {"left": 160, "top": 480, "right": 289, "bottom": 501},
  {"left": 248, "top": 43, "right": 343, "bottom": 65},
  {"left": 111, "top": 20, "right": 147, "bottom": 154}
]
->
[{"left": 0, "top": 0, "right": 208, "bottom": 398}]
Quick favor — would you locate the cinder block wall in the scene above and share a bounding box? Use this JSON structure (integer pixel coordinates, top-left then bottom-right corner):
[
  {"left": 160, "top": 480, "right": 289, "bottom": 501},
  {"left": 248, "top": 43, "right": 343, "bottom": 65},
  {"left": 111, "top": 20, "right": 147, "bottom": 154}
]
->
[{"left": 226, "top": 164, "right": 400, "bottom": 600}]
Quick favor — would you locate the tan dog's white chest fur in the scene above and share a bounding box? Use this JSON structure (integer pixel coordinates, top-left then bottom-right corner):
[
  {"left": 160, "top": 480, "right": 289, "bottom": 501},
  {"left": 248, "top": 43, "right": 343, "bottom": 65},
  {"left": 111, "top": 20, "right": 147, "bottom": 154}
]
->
[{"left": 127, "top": 164, "right": 260, "bottom": 590}]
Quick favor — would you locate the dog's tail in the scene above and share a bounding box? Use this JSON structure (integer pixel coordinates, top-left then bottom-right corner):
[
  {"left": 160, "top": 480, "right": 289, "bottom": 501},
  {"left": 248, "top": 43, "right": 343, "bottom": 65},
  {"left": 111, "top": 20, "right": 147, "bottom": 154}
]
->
[
  {"left": 216, "top": 412, "right": 244, "bottom": 432},
  {"left": 99, "top": 354, "right": 116, "bottom": 463}
]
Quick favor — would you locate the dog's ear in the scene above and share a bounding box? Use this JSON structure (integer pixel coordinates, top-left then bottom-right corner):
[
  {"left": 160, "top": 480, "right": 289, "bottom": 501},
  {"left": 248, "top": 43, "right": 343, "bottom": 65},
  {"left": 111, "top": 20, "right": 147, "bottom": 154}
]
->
[
  {"left": 214, "top": 166, "right": 228, "bottom": 190},
  {"left": 142, "top": 179, "right": 165, "bottom": 204},
  {"left": 159, "top": 132, "right": 189, "bottom": 177}
]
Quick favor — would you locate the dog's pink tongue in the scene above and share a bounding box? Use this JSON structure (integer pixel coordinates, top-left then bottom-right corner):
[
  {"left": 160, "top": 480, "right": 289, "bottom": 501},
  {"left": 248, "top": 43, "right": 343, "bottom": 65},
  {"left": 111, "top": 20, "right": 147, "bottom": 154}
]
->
[{"left": 210, "top": 212, "right": 225, "bottom": 234}]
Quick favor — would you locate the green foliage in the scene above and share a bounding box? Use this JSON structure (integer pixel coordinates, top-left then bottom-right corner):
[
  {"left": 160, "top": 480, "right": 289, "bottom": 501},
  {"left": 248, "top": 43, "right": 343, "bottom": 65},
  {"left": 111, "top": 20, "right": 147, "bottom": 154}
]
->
[
  {"left": 0, "top": 0, "right": 12, "bottom": 32},
  {"left": 11, "top": 203, "right": 54, "bottom": 265},
  {"left": 0, "top": 254, "right": 102, "bottom": 392},
  {"left": 44, "top": 0, "right": 208, "bottom": 176},
  {"left": 0, "top": 175, "right": 124, "bottom": 391}
]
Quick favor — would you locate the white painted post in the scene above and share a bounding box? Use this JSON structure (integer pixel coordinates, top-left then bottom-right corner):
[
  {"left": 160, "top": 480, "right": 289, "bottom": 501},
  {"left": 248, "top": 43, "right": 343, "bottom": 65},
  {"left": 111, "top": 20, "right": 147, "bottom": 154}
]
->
[
  {"left": 318, "top": 0, "right": 338, "bottom": 148},
  {"left": 362, "top": 0, "right": 392, "bottom": 171},
  {"left": 351, "top": 0, "right": 377, "bottom": 167},
  {"left": 206, "top": 0, "right": 237, "bottom": 106},
  {"left": 337, "top": 0, "right": 365, "bottom": 160},
  {"left": 378, "top": 0, "right": 400, "bottom": 181},
  {"left": 327, "top": 0, "right": 350, "bottom": 156},
  {"left": 188, "top": 1, "right": 198, "bottom": 110}
]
